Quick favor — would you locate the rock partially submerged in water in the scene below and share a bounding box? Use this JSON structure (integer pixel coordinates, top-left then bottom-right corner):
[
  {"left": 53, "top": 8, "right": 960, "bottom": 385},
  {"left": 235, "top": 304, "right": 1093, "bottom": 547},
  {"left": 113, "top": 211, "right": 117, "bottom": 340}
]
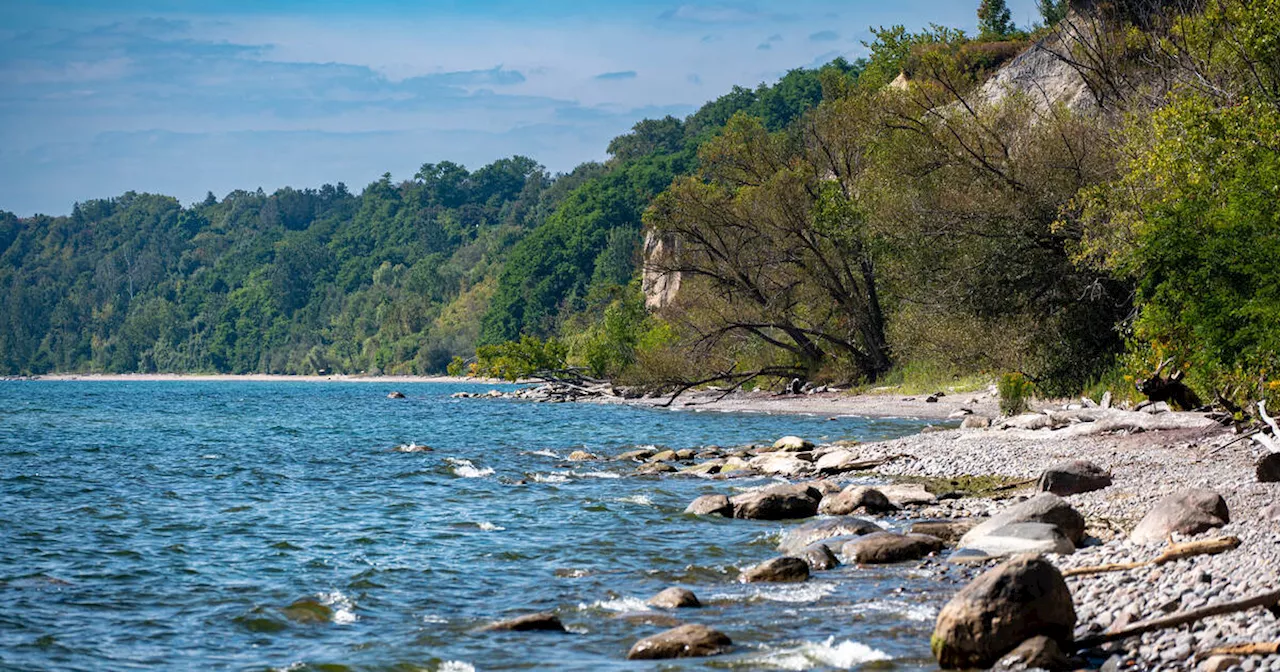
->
[
  {"left": 932, "top": 554, "right": 1076, "bottom": 669},
  {"left": 393, "top": 443, "right": 433, "bottom": 453},
  {"left": 684, "top": 494, "right": 732, "bottom": 517},
  {"left": 841, "top": 532, "right": 944, "bottom": 564},
  {"left": 739, "top": 556, "right": 810, "bottom": 583},
  {"left": 567, "top": 450, "right": 598, "bottom": 461},
  {"left": 776, "top": 516, "right": 881, "bottom": 554},
  {"left": 481, "top": 612, "right": 567, "bottom": 632},
  {"left": 796, "top": 542, "right": 840, "bottom": 570},
  {"left": 387, "top": 391, "right": 406, "bottom": 399},
  {"left": 730, "top": 484, "right": 820, "bottom": 520},
  {"left": 627, "top": 624, "right": 732, "bottom": 660},
  {"left": 648, "top": 587, "right": 701, "bottom": 609}
]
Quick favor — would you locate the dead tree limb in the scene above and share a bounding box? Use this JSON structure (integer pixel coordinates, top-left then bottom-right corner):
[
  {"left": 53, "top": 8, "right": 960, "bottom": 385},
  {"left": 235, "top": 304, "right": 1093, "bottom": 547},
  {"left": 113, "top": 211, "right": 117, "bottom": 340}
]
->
[
  {"left": 1076, "top": 588, "right": 1280, "bottom": 649},
  {"left": 1064, "top": 537, "right": 1241, "bottom": 577},
  {"left": 1254, "top": 401, "right": 1280, "bottom": 453},
  {"left": 1208, "top": 642, "right": 1280, "bottom": 656}
]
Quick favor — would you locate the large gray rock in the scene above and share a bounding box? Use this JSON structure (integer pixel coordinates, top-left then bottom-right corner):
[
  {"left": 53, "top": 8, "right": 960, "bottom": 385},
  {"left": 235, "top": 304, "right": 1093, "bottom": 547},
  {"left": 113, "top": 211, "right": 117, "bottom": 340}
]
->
[
  {"left": 1036, "top": 460, "right": 1112, "bottom": 496},
  {"left": 684, "top": 494, "right": 732, "bottom": 517},
  {"left": 627, "top": 623, "right": 732, "bottom": 660},
  {"left": 818, "top": 485, "right": 896, "bottom": 515},
  {"left": 841, "top": 532, "right": 944, "bottom": 564},
  {"left": 813, "top": 449, "right": 872, "bottom": 474},
  {"left": 730, "top": 484, "right": 820, "bottom": 520},
  {"left": 776, "top": 516, "right": 882, "bottom": 554},
  {"left": 648, "top": 587, "right": 700, "bottom": 609},
  {"left": 956, "top": 523, "right": 1075, "bottom": 559},
  {"left": 959, "top": 493, "right": 1086, "bottom": 548},
  {"left": 932, "top": 554, "right": 1076, "bottom": 669},
  {"left": 770, "top": 436, "right": 815, "bottom": 452},
  {"left": 748, "top": 453, "right": 812, "bottom": 478},
  {"left": 797, "top": 542, "right": 840, "bottom": 571},
  {"left": 481, "top": 612, "right": 566, "bottom": 632},
  {"left": 1130, "top": 489, "right": 1230, "bottom": 544},
  {"left": 739, "top": 556, "right": 810, "bottom": 583},
  {"left": 879, "top": 483, "right": 938, "bottom": 507}
]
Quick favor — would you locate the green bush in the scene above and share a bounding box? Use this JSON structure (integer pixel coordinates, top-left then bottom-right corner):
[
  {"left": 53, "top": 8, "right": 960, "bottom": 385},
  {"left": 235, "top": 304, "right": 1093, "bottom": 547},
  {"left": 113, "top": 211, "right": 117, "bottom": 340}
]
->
[
  {"left": 474, "top": 336, "right": 568, "bottom": 381},
  {"left": 997, "top": 372, "right": 1034, "bottom": 416}
]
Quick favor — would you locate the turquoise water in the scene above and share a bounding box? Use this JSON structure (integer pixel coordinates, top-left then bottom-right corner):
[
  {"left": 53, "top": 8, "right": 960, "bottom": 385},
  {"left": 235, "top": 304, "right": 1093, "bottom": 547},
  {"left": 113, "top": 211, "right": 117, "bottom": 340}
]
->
[{"left": 1, "top": 381, "right": 956, "bottom": 671}]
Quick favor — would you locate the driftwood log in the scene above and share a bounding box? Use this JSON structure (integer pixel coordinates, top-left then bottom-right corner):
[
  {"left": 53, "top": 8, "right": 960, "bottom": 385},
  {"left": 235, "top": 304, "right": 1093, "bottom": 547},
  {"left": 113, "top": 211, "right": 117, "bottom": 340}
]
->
[
  {"left": 1076, "top": 588, "right": 1280, "bottom": 649},
  {"left": 1063, "top": 537, "right": 1242, "bottom": 578}
]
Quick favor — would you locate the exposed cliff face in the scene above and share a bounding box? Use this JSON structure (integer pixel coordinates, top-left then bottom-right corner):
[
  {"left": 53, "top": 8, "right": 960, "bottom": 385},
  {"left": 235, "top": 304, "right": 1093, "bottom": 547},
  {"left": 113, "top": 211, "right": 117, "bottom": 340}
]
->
[
  {"left": 641, "top": 230, "right": 681, "bottom": 310},
  {"left": 976, "top": 27, "right": 1097, "bottom": 114}
]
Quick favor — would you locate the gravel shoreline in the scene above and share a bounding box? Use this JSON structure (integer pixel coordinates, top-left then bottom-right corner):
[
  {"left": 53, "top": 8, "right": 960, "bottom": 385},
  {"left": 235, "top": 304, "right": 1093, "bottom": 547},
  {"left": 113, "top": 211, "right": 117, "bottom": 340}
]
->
[{"left": 844, "top": 415, "right": 1280, "bottom": 671}]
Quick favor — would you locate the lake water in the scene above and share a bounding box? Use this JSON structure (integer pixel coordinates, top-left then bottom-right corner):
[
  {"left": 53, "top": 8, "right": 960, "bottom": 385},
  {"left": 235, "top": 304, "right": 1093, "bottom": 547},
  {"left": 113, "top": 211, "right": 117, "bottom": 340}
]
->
[{"left": 0, "top": 381, "right": 958, "bottom": 671}]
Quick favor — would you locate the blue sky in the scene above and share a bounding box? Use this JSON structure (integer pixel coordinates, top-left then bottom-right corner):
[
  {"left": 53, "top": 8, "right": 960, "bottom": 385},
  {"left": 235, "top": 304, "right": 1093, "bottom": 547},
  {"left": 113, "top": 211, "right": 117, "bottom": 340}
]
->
[{"left": 0, "top": 1, "right": 1042, "bottom": 216}]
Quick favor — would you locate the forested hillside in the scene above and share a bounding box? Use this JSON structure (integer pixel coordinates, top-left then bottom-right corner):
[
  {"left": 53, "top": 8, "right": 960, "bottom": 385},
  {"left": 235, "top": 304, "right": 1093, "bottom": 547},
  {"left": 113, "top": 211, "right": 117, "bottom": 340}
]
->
[{"left": 0, "top": 59, "right": 858, "bottom": 376}]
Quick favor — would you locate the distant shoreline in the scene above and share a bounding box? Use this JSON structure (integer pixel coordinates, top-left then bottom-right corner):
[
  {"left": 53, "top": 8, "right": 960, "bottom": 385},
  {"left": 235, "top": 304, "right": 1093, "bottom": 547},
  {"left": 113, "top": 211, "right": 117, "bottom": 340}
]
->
[{"left": 19, "top": 373, "right": 511, "bottom": 384}]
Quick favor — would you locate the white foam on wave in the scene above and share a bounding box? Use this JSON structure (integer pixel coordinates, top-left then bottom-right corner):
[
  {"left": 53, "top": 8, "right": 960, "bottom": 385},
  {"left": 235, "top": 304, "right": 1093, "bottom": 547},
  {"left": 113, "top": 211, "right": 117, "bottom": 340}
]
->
[
  {"left": 439, "top": 662, "right": 476, "bottom": 672},
  {"left": 528, "top": 449, "right": 559, "bottom": 458},
  {"left": 476, "top": 522, "right": 505, "bottom": 532},
  {"left": 573, "top": 470, "right": 620, "bottom": 479},
  {"left": 445, "top": 458, "right": 494, "bottom": 478},
  {"left": 319, "top": 591, "right": 357, "bottom": 624},
  {"left": 577, "top": 596, "right": 651, "bottom": 613},
  {"left": 845, "top": 599, "right": 937, "bottom": 622},
  {"left": 751, "top": 637, "right": 891, "bottom": 669},
  {"left": 422, "top": 613, "right": 448, "bottom": 624},
  {"left": 201, "top": 454, "right": 220, "bottom": 459},
  {"left": 613, "top": 495, "right": 654, "bottom": 506},
  {"left": 531, "top": 472, "right": 570, "bottom": 483},
  {"left": 711, "top": 582, "right": 837, "bottom": 604}
]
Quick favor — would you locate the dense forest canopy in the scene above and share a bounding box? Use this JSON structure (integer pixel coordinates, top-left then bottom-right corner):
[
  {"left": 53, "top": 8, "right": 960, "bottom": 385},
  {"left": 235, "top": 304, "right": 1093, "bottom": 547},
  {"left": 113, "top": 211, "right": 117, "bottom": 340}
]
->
[{"left": 3, "top": 0, "right": 1278, "bottom": 409}]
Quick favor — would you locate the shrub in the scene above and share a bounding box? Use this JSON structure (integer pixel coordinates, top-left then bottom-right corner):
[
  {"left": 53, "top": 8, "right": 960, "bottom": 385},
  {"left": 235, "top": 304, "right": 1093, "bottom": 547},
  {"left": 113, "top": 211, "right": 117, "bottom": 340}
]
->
[{"left": 998, "top": 372, "right": 1034, "bottom": 416}]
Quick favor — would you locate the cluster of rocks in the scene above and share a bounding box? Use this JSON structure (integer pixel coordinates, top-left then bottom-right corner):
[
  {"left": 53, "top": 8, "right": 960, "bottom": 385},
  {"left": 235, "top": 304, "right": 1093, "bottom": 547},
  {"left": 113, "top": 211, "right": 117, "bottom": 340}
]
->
[
  {"left": 478, "top": 415, "right": 1280, "bottom": 669},
  {"left": 480, "top": 586, "right": 731, "bottom": 660},
  {"left": 451, "top": 382, "right": 642, "bottom": 403}
]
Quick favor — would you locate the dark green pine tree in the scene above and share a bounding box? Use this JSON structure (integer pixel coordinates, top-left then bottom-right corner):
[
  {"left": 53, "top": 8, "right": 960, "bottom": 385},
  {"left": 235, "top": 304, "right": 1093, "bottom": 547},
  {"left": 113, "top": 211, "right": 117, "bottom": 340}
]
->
[{"left": 977, "top": 0, "right": 1015, "bottom": 40}]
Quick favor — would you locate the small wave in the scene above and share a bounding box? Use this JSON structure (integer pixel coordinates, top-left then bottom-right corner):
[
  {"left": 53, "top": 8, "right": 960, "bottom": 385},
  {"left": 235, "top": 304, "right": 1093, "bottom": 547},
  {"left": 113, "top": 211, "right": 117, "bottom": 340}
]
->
[
  {"left": 528, "top": 449, "right": 559, "bottom": 458},
  {"left": 201, "top": 454, "right": 220, "bottom": 459},
  {"left": 319, "top": 591, "right": 357, "bottom": 624},
  {"left": 751, "top": 637, "right": 891, "bottom": 669},
  {"left": 712, "top": 582, "right": 837, "bottom": 604},
  {"left": 573, "top": 470, "right": 621, "bottom": 479},
  {"left": 531, "top": 473, "right": 570, "bottom": 484},
  {"left": 477, "top": 522, "right": 505, "bottom": 532},
  {"left": 422, "top": 614, "right": 448, "bottom": 624},
  {"left": 445, "top": 458, "right": 494, "bottom": 478},
  {"left": 577, "top": 596, "right": 650, "bottom": 613},
  {"left": 613, "top": 495, "right": 654, "bottom": 506},
  {"left": 439, "top": 663, "right": 475, "bottom": 672},
  {"left": 846, "top": 599, "right": 937, "bottom": 622}
]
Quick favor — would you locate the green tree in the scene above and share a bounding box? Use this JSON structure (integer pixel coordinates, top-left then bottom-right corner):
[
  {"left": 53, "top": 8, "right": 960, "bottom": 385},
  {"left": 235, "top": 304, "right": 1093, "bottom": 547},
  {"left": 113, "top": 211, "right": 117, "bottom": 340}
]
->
[
  {"left": 978, "top": 0, "right": 1014, "bottom": 40},
  {"left": 1037, "top": 0, "right": 1069, "bottom": 26}
]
